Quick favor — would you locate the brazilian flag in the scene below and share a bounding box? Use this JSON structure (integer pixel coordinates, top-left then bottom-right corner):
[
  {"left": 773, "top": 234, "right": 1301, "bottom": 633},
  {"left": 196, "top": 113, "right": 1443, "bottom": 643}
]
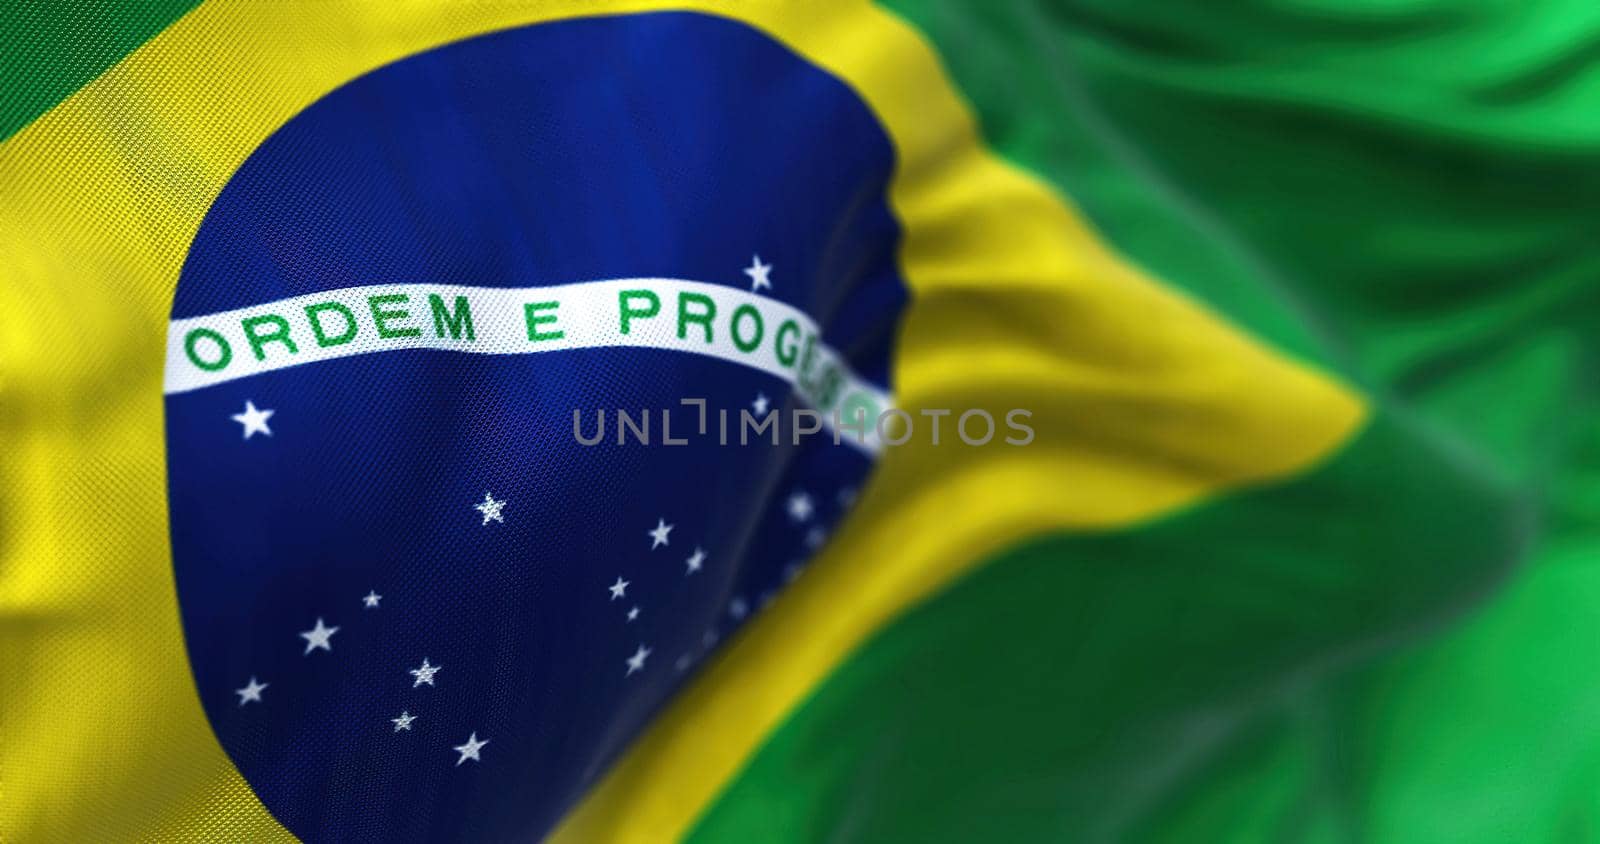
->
[{"left": 3, "top": 1, "right": 1596, "bottom": 841}]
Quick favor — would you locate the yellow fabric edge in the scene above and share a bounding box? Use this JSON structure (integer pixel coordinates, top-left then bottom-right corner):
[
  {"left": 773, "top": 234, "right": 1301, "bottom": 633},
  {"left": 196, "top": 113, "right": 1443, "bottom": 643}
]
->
[{"left": 0, "top": 1, "right": 1366, "bottom": 840}]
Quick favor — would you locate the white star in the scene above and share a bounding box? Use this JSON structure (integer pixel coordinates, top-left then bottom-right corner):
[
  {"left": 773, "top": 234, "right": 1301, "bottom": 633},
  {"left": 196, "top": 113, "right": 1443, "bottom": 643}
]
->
[
  {"left": 475, "top": 491, "right": 506, "bottom": 525},
  {"left": 299, "top": 618, "right": 339, "bottom": 655},
  {"left": 231, "top": 400, "right": 275, "bottom": 439},
  {"left": 235, "top": 676, "right": 268, "bottom": 706},
  {"left": 362, "top": 590, "right": 382, "bottom": 608},
  {"left": 453, "top": 732, "right": 488, "bottom": 765},
  {"left": 626, "top": 606, "right": 640, "bottom": 622},
  {"left": 752, "top": 393, "right": 770, "bottom": 416},
  {"left": 837, "top": 487, "right": 857, "bottom": 508},
  {"left": 648, "top": 518, "right": 674, "bottom": 549},
  {"left": 729, "top": 597, "right": 748, "bottom": 620},
  {"left": 625, "top": 644, "right": 653, "bottom": 676},
  {"left": 743, "top": 254, "right": 773, "bottom": 292},
  {"left": 391, "top": 711, "right": 416, "bottom": 732},
  {"left": 805, "top": 526, "right": 828, "bottom": 550},
  {"left": 674, "top": 654, "right": 693, "bottom": 673},
  {"left": 608, "top": 576, "right": 630, "bottom": 601},
  {"left": 787, "top": 491, "right": 814, "bottom": 522},
  {"left": 684, "top": 547, "right": 706, "bottom": 575},
  {"left": 409, "top": 658, "right": 441, "bottom": 687}
]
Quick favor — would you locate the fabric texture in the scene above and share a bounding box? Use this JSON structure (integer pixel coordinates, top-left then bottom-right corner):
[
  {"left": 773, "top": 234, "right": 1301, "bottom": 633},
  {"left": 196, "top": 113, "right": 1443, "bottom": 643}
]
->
[{"left": 3, "top": 1, "right": 1596, "bottom": 841}]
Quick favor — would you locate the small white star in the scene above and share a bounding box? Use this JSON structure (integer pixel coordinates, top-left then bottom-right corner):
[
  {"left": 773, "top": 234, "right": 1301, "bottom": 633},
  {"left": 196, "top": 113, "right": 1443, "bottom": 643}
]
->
[
  {"left": 453, "top": 732, "right": 489, "bottom": 765},
  {"left": 787, "top": 491, "right": 814, "bottom": 522},
  {"left": 235, "top": 676, "right": 268, "bottom": 706},
  {"left": 805, "top": 526, "right": 828, "bottom": 550},
  {"left": 837, "top": 487, "right": 857, "bottom": 508},
  {"left": 391, "top": 711, "right": 416, "bottom": 732},
  {"left": 648, "top": 518, "right": 674, "bottom": 549},
  {"left": 299, "top": 618, "right": 339, "bottom": 655},
  {"left": 752, "top": 393, "right": 771, "bottom": 416},
  {"left": 685, "top": 547, "right": 706, "bottom": 575},
  {"left": 702, "top": 629, "right": 719, "bottom": 648},
  {"left": 231, "top": 400, "right": 275, "bottom": 439},
  {"left": 744, "top": 254, "right": 773, "bottom": 292},
  {"left": 729, "top": 597, "right": 748, "bottom": 620},
  {"left": 362, "top": 590, "right": 382, "bottom": 608},
  {"left": 674, "top": 654, "right": 693, "bottom": 673},
  {"left": 626, "top": 606, "right": 640, "bottom": 622},
  {"left": 475, "top": 491, "right": 506, "bottom": 525},
  {"left": 608, "top": 576, "right": 630, "bottom": 601},
  {"left": 625, "top": 644, "right": 653, "bottom": 676},
  {"left": 410, "top": 658, "right": 441, "bottom": 687}
]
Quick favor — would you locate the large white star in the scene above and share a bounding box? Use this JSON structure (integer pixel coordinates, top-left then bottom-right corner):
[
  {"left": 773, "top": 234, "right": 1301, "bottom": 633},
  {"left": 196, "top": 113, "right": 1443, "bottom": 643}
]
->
[
  {"left": 299, "top": 618, "right": 339, "bottom": 655},
  {"left": 608, "top": 576, "right": 630, "bottom": 601},
  {"left": 231, "top": 400, "right": 275, "bottom": 439},
  {"left": 743, "top": 254, "right": 773, "bottom": 293},
  {"left": 409, "top": 658, "right": 441, "bottom": 687},
  {"left": 786, "top": 491, "right": 814, "bottom": 522},
  {"left": 752, "top": 392, "right": 770, "bottom": 417},
  {"left": 362, "top": 590, "right": 382, "bottom": 609},
  {"left": 647, "top": 518, "right": 674, "bottom": 549},
  {"left": 625, "top": 644, "right": 653, "bottom": 676},
  {"left": 235, "top": 676, "right": 268, "bottom": 706},
  {"left": 391, "top": 711, "right": 416, "bottom": 732},
  {"left": 453, "top": 732, "right": 489, "bottom": 765},
  {"left": 684, "top": 547, "right": 706, "bottom": 575},
  {"left": 475, "top": 491, "right": 506, "bottom": 525}
]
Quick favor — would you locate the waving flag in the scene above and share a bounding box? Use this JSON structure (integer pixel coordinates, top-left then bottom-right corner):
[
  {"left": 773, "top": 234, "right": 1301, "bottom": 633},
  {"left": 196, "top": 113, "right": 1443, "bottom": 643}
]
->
[{"left": 2, "top": 1, "right": 1595, "bottom": 842}]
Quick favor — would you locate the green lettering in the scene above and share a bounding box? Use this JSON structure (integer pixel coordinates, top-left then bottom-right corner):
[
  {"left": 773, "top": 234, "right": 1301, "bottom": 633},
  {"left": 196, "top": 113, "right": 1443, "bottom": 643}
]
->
[
  {"left": 305, "top": 302, "right": 357, "bottom": 347},
  {"left": 184, "top": 327, "right": 232, "bottom": 372},
  {"left": 524, "top": 301, "right": 565, "bottom": 341},
  {"left": 774, "top": 319, "right": 800, "bottom": 367},
  {"left": 839, "top": 393, "right": 879, "bottom": 431},
  {"left": 618, "top": 289, "right": 660, "bottom": 335},
  {"left": 677, "top": 292, "right": 715, "bottom": 343},
  {"left": 730, "top": 303, "right": 763, "bottom": 352},
  {"left": 241, "top": 314, "right": 297, "bottom": 361},
  {"left": 798, "top": 333, "right": 818, "bottom": 385},
  {"left": 429, "top": 294, "right": 475, "bottom": 341},
  {"left": 368, "top": 294, "right": 421, "bottom": 339},
  {"left": 814, "top": 364, "right": 842, "bottom": 410}
]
